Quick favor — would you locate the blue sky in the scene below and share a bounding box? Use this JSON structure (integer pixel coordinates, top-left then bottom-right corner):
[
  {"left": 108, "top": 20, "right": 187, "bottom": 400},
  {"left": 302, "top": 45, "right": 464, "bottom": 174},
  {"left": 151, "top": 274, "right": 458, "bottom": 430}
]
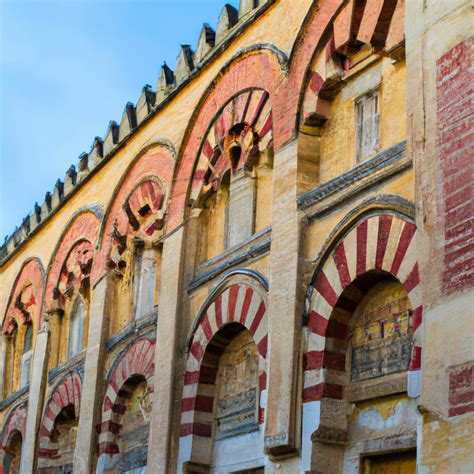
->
[{"left": 0, "top": 0, "right": 238, "bottom": 240}]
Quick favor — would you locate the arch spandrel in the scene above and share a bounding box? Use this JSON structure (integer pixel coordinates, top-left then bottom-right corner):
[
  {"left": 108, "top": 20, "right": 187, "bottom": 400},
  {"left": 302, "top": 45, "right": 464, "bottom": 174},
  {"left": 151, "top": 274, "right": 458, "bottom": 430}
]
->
[
  {"left": 44, "top": 210, "right": 101, "bottom": 313},
  {"left": 167, "top": 49, "right": 288, "bottom": 232},
  {"left": 2, "top": 258, "right": 45, "bottom": 335},
  {"left": 91, "top": 144, "right": 175, "bottom": 286}
]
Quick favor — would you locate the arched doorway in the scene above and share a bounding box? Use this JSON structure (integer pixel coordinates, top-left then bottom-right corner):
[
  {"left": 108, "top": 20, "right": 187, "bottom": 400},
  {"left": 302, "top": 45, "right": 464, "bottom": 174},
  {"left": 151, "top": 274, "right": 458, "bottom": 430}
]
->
[
  {"left": 96, "top": 337, "right": 155, "bottom": 473},
  {"left": 0, "top": 402, "right": 27, "bottom": 474},
  {"left": 2, "top": 432, "right": 22, "bottom": 474},
  {"left": 37, "top": 372, "right": 81, "bottom": 473},
  {"left": 302, "top": 212, "right": 422, "bottom": 473},
  {"left": 178, "top": 276, "right": 268, "bottom": 473}
]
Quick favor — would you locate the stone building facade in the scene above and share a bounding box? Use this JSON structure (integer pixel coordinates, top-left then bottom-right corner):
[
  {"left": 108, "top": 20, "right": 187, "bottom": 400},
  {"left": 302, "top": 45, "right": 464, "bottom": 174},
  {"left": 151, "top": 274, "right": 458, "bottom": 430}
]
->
[{"left": 0, "top": 0, "right": 472, "bottom": 473}]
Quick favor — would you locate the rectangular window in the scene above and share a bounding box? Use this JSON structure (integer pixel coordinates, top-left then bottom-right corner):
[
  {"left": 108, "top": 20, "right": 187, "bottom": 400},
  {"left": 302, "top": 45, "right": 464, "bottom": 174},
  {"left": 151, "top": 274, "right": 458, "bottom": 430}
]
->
[{"left": 356, "top": 90, "right": 379, "bottom": 161}]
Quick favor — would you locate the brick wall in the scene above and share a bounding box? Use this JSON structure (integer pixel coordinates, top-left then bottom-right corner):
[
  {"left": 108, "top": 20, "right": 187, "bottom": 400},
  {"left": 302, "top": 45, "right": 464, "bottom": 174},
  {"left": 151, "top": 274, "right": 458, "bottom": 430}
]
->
[
  {"left": 448, "top": 362, "right": 474, "bottom": 417},
  {"left": 436, "top": 38, "right": 474, "bottom": 294}
]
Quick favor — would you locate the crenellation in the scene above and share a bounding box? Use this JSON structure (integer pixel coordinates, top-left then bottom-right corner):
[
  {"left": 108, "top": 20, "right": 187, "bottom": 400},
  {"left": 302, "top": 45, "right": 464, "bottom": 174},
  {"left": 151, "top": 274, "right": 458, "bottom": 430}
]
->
[
  {"left": 174, "top": 45, "right": 194, "bottom": 85},
  {"left": 88, "top": 137, "right": 103, "bottom": 169},
  {"left": 136, "top": 85, "right": 156, "bottom": 125},
  {"left": 194, "top": 24, "right": 216, "bottom": 64},
  {"left": 21, "top": 216, "right": 31, "bottom": 236},
  {"left": 238, "top": 0, "right": 257, "bottom": 20},
  {"left": 215, "top": 4, "right": 238, "bottom": 44},
  {"left": 103, "top": 120, "right": 119, "bottom": 156},
  {"left": 156, "top": 64, "right": 175, "bottom": 103},
  {"left": 118, "top": 102, "right": 138, "bottom": 143},
  {"left": 64, "top": 165, "right": 77, "bottom": 195},
  {"left": 51, "top": 179, "right": 64, "bottom": 210}
]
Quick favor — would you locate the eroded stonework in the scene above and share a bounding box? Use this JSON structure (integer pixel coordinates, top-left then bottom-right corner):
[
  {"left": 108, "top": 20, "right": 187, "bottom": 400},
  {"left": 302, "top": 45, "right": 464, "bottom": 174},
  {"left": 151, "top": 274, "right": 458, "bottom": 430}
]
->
[{"left": 0, "top": 0, "right": 472, "bottom": 473}]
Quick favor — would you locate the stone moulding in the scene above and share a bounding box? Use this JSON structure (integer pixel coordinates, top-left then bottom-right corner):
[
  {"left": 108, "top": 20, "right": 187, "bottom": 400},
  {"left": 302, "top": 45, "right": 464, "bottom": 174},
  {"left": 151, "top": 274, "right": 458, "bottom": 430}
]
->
[
  {"left": 0, "top": 0, "right": 277, "bottom": 268},
  {"left": 0, "top": 385, "right": 29, "bottom": 412},
  {"left": 187, "top": 227, "right": 271, "bottom": 293},
  {"left": 106, "top": 311, "right": 157, "bottom": 352},
  {"left": 47, "top": 352, "right": 85, "bottom": 386},
  {"left": 298, "top": 140, "right": 409, "bottom": 219}
]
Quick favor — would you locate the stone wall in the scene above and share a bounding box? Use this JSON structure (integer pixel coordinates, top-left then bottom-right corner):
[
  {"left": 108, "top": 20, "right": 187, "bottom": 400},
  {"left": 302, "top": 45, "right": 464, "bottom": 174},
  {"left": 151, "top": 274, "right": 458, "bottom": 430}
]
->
[{"left": 0, "top": 1, "right": 472, "bottom": 473}]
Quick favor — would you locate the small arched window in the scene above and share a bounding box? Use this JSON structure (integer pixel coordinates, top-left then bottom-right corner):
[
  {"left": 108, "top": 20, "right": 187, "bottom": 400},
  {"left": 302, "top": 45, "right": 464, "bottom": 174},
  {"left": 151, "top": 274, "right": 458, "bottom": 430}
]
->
[
  {"left": 20, "top": 325, "right": 33, "bottom": 388},
  {"left": 68, "top": 297, "right": 85, "bottom": 359}
]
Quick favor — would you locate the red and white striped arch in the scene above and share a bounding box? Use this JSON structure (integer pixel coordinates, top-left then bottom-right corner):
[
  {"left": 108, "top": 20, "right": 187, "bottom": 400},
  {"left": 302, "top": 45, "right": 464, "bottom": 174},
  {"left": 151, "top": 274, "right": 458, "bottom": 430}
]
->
[
  {"left": 97, "top": 337, "right": 155, "bottom": 457},
  {"left": 303, "top": 213, "right": 422, "bottom": 402},
  {"left": 38, "top": 372, "right": 81, "bottom": 459},
  {"left": 179, "top": 282, "right": 268, "bottom": 465},
  {"left": 1, "top": 402, "right": 27, "bottom": 450},
  {"left": 190, "top": 89, "right": 273, "bottom": 203}
]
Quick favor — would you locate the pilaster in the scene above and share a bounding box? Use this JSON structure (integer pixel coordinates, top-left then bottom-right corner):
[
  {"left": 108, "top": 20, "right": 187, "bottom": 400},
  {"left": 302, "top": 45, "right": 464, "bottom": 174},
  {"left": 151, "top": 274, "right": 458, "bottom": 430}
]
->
[
  {"left": 147, "top": 226, "right": 186, "bottom": 473},
  {"left": 20, "top": 318, "right": 50, "bottom": 473},
  {"left": 0, "top": 335, "right": 7, "bottom": 400},
  {"left": 73, "top": 275, "right": 111, "bottom": 473},
  {"left": 264, "top": 139, "right": 303, "bottom": 459}
]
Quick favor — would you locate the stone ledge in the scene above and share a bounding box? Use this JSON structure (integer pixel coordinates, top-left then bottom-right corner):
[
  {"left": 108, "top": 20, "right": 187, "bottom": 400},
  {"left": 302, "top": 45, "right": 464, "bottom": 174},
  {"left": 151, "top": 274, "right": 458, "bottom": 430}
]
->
[
  {"left": 298, "top": 141, "right": 409, "bottom": 220},
  {"left": 48, "top": 351, "right": 85, "bottom": 386},
  {"left": 106, "top": 311, "right": 157, "bottom": 352},
  {"left": 0, "top": 385, "right": 29, "bottom": 412},
  {"left": 347, "top": 372, "right": 407, "bottom": 403},
  {"left": 188, "top": 227, "right": 271, "bottom": 293}
]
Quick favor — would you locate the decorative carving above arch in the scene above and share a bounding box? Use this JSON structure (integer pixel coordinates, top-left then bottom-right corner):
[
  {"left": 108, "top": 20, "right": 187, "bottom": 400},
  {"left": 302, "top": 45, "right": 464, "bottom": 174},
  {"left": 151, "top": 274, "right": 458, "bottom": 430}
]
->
[
  {"left": 189, "top": 88, "right": 273, "bottom": 205},
  {"left": 92, "top": 144, "right": 174, "bottom": 285},
  {"left": 2, "top": 258, "right": 45, "bottom": 335},
  {"left": 45, "top": 210, "right": 101, "bottom": 312}
]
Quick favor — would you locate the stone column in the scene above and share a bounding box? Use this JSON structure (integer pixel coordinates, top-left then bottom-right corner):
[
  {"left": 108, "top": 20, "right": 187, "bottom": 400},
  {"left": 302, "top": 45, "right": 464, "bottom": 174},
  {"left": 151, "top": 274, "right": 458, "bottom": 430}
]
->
[
  {"left": 147, "top": 226, "right": 186, "bottom": 473},
  {"left": 20, "top": 318, "right": 50, "bottom": 473},
  {"left": 264, "top": 140, "right": 303, "bottom": 460},
  {"left": 0, "top": 335, "right": 7, "bottom": 400},
  {"left": 73, "top": 275, "right": 111, "bottom": 473}
]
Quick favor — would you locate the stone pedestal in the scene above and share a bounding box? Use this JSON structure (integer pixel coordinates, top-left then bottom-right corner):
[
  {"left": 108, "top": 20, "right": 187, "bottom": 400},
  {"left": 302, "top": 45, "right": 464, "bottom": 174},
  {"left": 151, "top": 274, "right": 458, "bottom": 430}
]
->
[
  {"left": 20, "top": 319, "right": 50, "bottom": 473},
  {"left": 73, "top": 276, "right": 111, "bottom": 473}
]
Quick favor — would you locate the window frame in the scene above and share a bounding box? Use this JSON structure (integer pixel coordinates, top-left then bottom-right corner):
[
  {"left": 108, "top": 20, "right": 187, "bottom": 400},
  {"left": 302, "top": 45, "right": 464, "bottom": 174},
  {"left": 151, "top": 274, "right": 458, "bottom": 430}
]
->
[
  {"left": 67, "top": 295, "right": 85, "bottom": 359},
  {"left": 355, "top": 88, "right": 380, "bottom": 162}
]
